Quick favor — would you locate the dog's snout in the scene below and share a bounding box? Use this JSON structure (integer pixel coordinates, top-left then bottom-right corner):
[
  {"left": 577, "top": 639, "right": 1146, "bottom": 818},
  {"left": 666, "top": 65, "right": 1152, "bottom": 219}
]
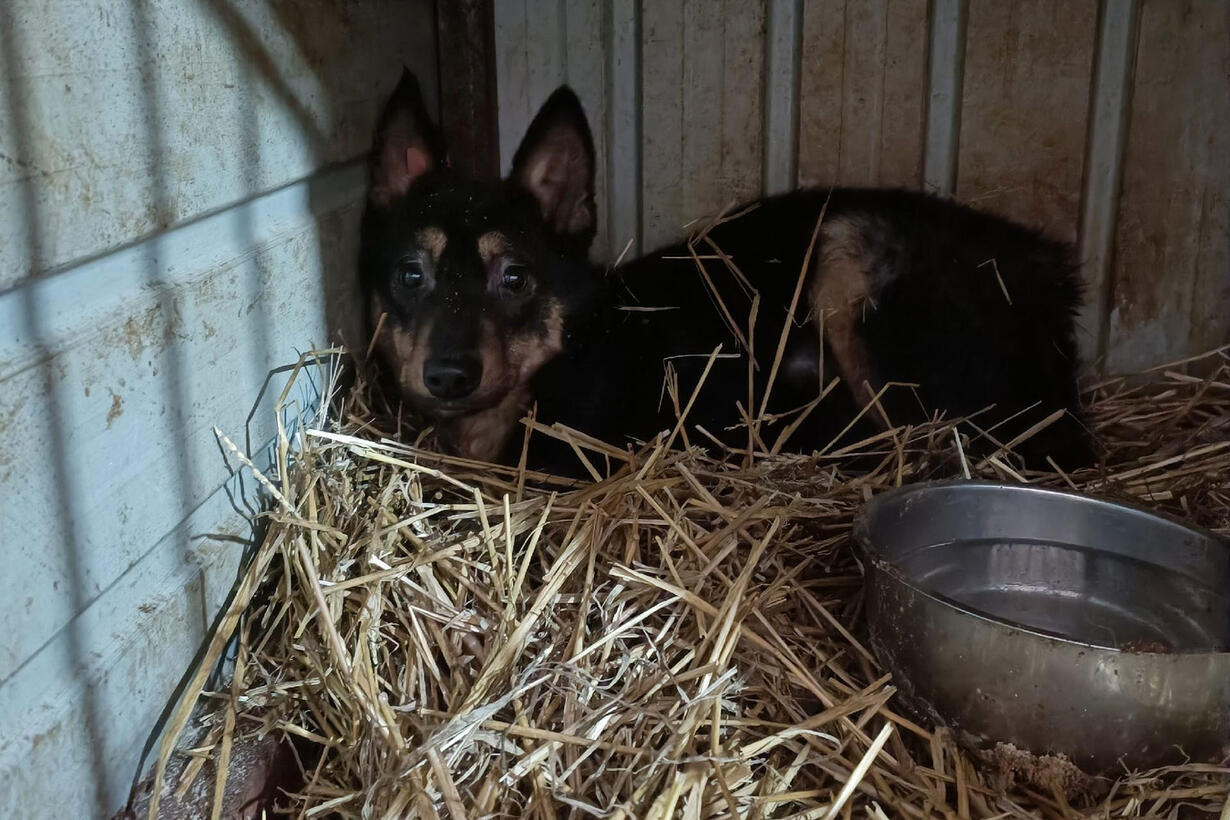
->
[{"left": 423, "top": 355, "right": 482, "bottom": 400}]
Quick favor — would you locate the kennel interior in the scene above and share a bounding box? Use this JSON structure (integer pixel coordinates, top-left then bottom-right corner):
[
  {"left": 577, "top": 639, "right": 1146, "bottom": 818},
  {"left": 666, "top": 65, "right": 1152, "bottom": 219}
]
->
[{"left": 0, "top": 1, "right": 1227, "bottom": 817}]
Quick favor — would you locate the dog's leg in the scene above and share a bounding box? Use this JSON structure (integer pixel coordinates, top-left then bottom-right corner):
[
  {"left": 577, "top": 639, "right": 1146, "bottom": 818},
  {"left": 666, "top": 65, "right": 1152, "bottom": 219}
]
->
[{"left": 809, "top": 216, "right": 885, "bottom": 427}]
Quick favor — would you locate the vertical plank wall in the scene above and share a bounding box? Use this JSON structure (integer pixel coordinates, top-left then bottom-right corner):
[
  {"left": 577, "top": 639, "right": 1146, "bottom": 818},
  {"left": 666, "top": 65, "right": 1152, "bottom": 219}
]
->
[
  {"left": 1105, "top": 1, "right": 1230, "bottom": 373},
  {"left": 956, "top": 1, "right": 1097, "bottom": 244},
  {"left": 641, "top": 1, "right": 766, "bottom": 250},
  {"left": 796, "top": 0, "right": 928, "bottom": 191},
  {"left": 491, "top": 0, "right": 1229, "bottom": 374}
]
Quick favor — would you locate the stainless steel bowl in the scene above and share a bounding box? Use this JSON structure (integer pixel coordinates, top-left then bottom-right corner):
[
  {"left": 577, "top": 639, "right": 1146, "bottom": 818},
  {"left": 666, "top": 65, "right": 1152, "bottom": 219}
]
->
[{"left": 854, "top": 480, "right": 1230, "bottom": 773}]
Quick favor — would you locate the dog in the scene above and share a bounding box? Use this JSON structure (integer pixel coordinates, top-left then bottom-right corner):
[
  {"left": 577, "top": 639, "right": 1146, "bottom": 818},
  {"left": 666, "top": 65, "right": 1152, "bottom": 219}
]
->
[{"left": 359, "top": 69, "right": 1094, "bottom": 478}]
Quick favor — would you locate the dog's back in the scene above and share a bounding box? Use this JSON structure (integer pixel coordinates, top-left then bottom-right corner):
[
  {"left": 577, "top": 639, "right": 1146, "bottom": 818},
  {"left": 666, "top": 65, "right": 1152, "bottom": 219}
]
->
[{"left": 529, "top": 187, "right": 1090, "bottom": 471}]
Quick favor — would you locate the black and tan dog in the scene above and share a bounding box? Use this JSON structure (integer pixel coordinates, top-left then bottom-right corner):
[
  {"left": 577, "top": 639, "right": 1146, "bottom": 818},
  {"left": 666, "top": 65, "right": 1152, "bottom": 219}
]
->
[{"left": 359, "top": 69, "right": 1093, "bottom": 477}]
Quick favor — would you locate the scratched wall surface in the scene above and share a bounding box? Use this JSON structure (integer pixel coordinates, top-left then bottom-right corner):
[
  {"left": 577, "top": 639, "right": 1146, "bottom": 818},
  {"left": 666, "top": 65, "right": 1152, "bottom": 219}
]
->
[
  {"left": 955, "top": 0, "right": 1098, "bottom": 245},
  {"left": 0, "top": 2, "right": 437, "bottom": 816},
  {"left": 0, "top": 0, "right": 438, "bottom": 290},
  {"left": 1104, "top": 0, "right": 1230, "bottom": 373},
  {"left": 796, "top": 0, "right": 928, "bottom": 191},
  {"left": 491, "top": 0, "right": 1230, "bottom": 372},
  {"left": 640, "top": 0, "right": 766, "bottom": 251}
]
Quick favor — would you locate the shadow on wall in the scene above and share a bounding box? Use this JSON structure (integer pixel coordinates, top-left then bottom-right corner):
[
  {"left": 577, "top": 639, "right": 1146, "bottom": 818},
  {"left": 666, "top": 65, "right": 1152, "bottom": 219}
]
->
[
  {"left": 1, "top": 4, "right": 110, "bottom": 813},
  {"left": 0, "top": 0, "right": 436, "bottom": 815}
]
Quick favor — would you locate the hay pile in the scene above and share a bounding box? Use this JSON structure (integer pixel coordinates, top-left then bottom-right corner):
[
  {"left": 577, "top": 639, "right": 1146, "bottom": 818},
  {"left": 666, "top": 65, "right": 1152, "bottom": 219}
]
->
[{"left": 144, "top": 347, "right": 1230, "bottom": 819}]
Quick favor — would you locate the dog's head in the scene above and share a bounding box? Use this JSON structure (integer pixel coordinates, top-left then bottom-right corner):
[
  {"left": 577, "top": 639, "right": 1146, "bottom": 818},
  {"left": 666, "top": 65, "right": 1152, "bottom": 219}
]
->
[{"left": 359, "top": 69, "right": 597, "bottom": 458}]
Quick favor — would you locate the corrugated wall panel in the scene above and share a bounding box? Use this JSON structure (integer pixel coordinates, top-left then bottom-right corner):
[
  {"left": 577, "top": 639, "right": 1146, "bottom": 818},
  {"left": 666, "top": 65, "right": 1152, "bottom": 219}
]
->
[
  {"left": 1076, "top": 0, "right": 1140, "bottom": 364},
  {"left": 797, "top": 0, "right": 928, "bottom": 190},
  {"left": 491, "top": 0, "right": 1230, "bottom": 372},
  {"left": 1104, "top": 0, "right": 1230, "bottom": 373},
  {"left": 640, "top": 2, "right": 686, "bottom": 251},
  {"left": 956, "top": 0, "right": 1098, "bottom": 244},
  {"left": 763, "top": 0, "right": 802, "bottom": 195},
  {"left": 641, "top": 0, "right": 766, "bottom": 250},
  {"left": 717, "top": 2, "right": 767, "bottom": 214},
  {"left": 563, "top": 3, "right": 615, "bottom": 259}
]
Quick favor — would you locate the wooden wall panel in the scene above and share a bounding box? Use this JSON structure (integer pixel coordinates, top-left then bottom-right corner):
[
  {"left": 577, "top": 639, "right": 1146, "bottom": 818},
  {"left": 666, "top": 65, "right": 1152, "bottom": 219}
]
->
[
  {"left": 437, "top": 0, "right": 499, "bottom": 176},
  {"left": 493, "top": 0, "right": 533, "bottom": 173},
  {"left": 1105, "top": 0, "right": 1230, "bottom": 373},
  {"left": 718, "top": 2, "right": 767, "bottom": 215},
  {"left": 641, "top": 3, "right": 685, "bottom": 251},
  {"left": 678, "top": 2, "right": 727, "bottom": 235},
  {"left": 493, "top": 0, "right": 612, "bottom": 259},
  {"left": 956, "top": 0, "right": 1098, "bottom": 244},
  {"left": 796, "top": 0, "right": 928, "bottom": 189},
  {"left": 562, "top": 2, "right": 612, "bottom": 261},
  {"left": 642, "top": 0, "right": 765, "bottom": 251}
]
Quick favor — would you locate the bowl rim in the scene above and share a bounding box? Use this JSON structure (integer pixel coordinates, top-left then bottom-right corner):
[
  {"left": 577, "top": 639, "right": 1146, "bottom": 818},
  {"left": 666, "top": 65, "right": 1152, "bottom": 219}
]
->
[{"left": 852, "top": 478, "right": 1230, "bottom": 656}]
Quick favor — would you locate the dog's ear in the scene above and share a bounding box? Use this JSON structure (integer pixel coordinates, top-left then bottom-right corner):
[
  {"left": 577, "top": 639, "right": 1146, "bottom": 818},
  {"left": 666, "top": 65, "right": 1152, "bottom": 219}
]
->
[
  {"left": 368, "top": 68, "right": 445, "bottom": 205},
  {"left": 511, "top": 87, "right": 596, "bottom": 242}
]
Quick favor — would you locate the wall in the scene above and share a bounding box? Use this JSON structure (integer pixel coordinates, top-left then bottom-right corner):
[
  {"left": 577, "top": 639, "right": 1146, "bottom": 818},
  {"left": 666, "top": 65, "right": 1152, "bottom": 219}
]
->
[
  {"left": 492, "top": 0, "right": 1229, "bottom": 374},
  {"left": 0, "top": 1, "right": 438, "bottom": 816}
]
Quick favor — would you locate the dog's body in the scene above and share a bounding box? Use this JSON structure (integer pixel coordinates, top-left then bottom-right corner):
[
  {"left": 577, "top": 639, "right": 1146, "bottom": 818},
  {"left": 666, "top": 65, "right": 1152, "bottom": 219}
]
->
[
  {"left": 528, "top": 187, "right": 1091, "bottom": 474},
  {"left": 360, "top": 70, "right": 1093, "bottom": 477}
]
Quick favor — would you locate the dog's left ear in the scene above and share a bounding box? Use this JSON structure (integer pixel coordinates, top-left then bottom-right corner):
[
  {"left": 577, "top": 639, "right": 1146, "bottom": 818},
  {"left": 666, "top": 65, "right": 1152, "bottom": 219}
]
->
[
  {"left": 368, "top": 68, "right": 446, "bottom": 206},
  {"left": 511, "top": 87, "right": 596, "bottom": 242}
]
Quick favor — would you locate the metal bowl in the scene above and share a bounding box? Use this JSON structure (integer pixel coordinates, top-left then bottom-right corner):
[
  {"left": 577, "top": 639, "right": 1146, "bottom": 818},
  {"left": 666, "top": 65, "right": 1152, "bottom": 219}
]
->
[{"left": 854, "top": 480, "right": 1230, "bottom": 773}]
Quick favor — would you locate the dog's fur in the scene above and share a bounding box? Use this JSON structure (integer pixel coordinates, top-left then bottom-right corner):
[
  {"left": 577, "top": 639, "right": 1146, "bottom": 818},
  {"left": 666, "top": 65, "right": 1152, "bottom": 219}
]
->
[{"left": 359, "top": 69, "right": 1094, "bottom": 477}]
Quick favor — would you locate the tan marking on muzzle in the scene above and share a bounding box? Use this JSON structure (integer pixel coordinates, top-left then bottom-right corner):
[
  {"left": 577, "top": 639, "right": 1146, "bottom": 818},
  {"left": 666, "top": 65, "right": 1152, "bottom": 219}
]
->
[
  {"left": 438, "top": 300, "right": 567, "bottom": 463},
  {"left": 416, "top": 227, "right": 448, "bottom": 261},
  {"left": 506, "top": 300, "right": 565, "bottom": 380},
  {"left": 369, "top": 291, "right": 431, "bottom": 397},
  {"left": 810, "top": 216, "right": 882, "bottom": 422},
  {"left": 477, "top": 231, "right": 508, "bottom": 265}
]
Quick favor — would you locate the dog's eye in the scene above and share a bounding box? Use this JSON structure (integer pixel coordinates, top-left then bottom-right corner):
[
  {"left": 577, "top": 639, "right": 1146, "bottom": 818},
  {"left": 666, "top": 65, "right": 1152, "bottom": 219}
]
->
[
  {"left": 500, "top": 263, "right": 531, "bottom": 295},
  {"left": 396, "top": 257, "right": 424, "bottom": 290}
]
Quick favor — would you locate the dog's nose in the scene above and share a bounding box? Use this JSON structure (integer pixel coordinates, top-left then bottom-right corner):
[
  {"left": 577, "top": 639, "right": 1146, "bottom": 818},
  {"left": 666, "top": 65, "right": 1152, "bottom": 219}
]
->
[{"left": 422, "top": 355, "right": 482, "bottom": 400}]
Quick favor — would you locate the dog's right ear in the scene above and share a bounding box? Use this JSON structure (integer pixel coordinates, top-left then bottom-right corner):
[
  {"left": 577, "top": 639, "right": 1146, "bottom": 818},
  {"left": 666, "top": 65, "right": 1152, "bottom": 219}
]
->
[
  {"left": 368, "top": 68, "right": 445, "bottom": 206},
  {"left": 510, "top": 86, "right": 596, "bottom": 243}
]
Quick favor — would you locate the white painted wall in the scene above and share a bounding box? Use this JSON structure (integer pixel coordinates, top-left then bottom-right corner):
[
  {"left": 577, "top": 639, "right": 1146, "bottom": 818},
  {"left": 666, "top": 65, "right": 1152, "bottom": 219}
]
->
[{"left": 0, "top": 2, "right": 437, "bottom": 816}]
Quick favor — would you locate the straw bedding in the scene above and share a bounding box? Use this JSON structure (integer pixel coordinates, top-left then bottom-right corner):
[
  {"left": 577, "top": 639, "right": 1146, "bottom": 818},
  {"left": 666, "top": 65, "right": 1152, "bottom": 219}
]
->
[{"left": 144, "top": 343, "right": 1230, "bottom": 818}]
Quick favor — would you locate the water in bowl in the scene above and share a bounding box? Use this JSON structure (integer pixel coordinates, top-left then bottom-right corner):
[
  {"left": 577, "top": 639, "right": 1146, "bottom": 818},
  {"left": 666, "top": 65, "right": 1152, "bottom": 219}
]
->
[{"left": 893, "top": 537, "right": 1230, "bottom": 651}]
